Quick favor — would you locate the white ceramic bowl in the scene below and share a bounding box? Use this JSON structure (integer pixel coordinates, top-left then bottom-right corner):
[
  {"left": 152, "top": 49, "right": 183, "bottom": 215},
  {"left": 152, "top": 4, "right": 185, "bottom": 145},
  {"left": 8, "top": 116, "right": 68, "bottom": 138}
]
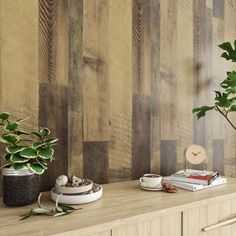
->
[
  {"left": 55, "top": 179, "right": 93, "bottom": 194},
  {"left": 51, "top": 184, "right": 103, "bottom": 205}
]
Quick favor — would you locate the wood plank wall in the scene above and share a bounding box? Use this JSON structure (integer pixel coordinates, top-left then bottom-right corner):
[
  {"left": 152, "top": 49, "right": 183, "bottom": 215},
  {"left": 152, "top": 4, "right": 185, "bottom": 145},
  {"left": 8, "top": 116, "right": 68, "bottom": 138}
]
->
[{"left": 0, "top": 0, "right": 236, "bottom": 190}]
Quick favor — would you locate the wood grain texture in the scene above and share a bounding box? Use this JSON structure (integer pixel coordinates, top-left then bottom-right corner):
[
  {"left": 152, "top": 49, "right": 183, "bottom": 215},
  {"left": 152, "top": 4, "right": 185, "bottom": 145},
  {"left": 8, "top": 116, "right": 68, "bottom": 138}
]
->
[
  {"left": 68, "top": 0, "right": 83, "bottom": 177},
  {"left": 39, "top": 84, "right": 68, "bottom": 190},
  {"left": 160, "top": 140, "right": 177, "bottom": 176},
  {"left": 38, "top": 0, "right": 69, "bottom": 190},
  {"left": 1, "top": 178, "right": 236, "bottom": 236},
  {"left": 83, "top": 141, "right": 108, "bottom": 184},
  {"left": 83, "top": 0, "right": 110, "bottom": 142},
  {"left": 108, "top": 0, "right": 132, "bottom": 182},
  {"left": 1, "top": 0, "right": 236, "bottom": 191},
  {"left": 213, "top": 139, "right": 224, "bottom": 175},
  {"left": 132, "top": 0, "right": 152, "bottom": 179}
]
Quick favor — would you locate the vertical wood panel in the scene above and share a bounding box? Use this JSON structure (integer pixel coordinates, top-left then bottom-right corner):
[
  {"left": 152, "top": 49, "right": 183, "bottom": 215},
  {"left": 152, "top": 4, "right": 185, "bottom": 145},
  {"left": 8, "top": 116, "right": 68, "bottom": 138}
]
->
[
  {"left": 38, "top": 0, "right": 68, "bottom": 190},
  {"left": 213, "top": 139, "right": 224, "bottom": 175},
  {"left": 213, "top": 0, "right": 225, "bottom": 19},
  {"left": 83, "top": 141, "right": 108, "bottom": 184},
  {"left": 132, "top": 0, "right": 151, "bottom": 179},
  {"left": 83, "top": 0, "right": 110, "bottom": 142},
  {"left": 68, "top": 0, "right": 83, "bottom": 177},
  {"left": 160, "top": 0, "right": 177, "bottom": 140},
  {"left": 108, "top": 0, "right": 132, "bottom": 182},
  {"left": 160, "top": 140, "right": 177, "bottom": 176},
  {"left": 176, "top": 0, "right": 193, "bottom": 171},
  {"left": 150, "top": 0, "right": 161, "bottom": 174}
]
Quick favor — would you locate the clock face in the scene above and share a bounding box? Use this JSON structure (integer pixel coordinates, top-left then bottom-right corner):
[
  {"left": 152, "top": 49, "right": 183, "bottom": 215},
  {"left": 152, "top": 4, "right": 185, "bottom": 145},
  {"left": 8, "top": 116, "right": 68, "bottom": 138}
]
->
[{"left": 185, "top": 145, "right": 206, "bottom": 165}]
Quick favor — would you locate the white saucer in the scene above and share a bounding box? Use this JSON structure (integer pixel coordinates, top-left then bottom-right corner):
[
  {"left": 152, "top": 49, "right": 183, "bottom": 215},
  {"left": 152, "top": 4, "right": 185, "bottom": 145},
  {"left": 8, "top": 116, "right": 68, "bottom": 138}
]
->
[{"left": 139, "top": 183, "right": 163, "bottom": 191}]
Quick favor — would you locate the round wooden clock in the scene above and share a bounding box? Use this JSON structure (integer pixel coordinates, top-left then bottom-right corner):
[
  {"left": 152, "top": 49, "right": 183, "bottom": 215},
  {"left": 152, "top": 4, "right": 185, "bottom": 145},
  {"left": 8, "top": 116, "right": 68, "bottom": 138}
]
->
[{"left": 185, "top": 145, "right": 206, "bottom": 165}]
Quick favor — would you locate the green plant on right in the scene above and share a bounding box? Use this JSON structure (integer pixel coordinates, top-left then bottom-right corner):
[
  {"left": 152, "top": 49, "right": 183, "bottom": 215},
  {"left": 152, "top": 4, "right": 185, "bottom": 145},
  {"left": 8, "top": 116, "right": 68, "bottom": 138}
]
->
[{"left": 193, "top": 40, "right": 236, "bottom": 129}]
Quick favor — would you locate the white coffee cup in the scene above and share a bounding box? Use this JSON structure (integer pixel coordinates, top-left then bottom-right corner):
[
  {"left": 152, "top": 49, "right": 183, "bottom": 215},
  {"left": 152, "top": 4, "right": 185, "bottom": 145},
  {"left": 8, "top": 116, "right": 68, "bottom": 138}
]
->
[{"left": 139, "top": 174, "right": 162, "bottom": 188}]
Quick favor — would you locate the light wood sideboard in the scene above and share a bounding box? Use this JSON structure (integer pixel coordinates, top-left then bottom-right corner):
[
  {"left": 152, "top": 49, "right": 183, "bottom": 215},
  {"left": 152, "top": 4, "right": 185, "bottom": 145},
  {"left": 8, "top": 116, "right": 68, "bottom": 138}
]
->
[{"left": 1, "top": 178, "right": 236, "bottom": 236}]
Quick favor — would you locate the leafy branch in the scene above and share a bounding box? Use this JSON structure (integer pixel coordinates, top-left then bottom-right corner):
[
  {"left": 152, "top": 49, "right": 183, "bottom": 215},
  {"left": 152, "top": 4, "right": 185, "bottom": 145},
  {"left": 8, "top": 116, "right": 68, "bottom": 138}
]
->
[
  {"left": 20, "top": 193, "right": 81, "bottom": 220},
  {"left": 193, "top": 40, "right": 236, "bottom": 130}
]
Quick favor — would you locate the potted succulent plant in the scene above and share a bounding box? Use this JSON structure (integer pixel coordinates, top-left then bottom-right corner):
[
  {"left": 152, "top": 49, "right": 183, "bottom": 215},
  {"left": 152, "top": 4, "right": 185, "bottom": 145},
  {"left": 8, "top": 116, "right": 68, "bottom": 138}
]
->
[
  {"left": 193, "top": 40, "right": 236, "bottom": 129},
  {"left": 0, "top": 112, "right": 58, "bottom": 206}
]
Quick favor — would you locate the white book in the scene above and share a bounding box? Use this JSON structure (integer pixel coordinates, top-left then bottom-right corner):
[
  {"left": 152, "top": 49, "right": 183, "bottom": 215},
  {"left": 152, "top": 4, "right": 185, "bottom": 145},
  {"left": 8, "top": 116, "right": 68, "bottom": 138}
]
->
[{"left": 163, "top": 176, "right": 227, "bottom": 191}]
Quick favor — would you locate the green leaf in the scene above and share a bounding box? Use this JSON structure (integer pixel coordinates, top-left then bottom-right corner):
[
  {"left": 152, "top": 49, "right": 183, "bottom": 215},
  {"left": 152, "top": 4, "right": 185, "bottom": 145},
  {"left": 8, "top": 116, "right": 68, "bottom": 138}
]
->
[
  {"left": 218, "top": 40, "right": 236, "bottom": 62},
  {"left": 32, "top": 208, "right": 50, "bottom": 214},
  {"left": 0, "top": 112, "right": 9, "bottom": 120},
  {"left": 45, "top": 137, "right": 58, "bottom": 144},
  {"left": 3, "top": 153, "right": 11, "bottom": 161},
  {"left": 13, "top": 163, "right": 26, "bottom": 170},
  {"left": 229, "top": 105, "right": 236, "bottom": 112},
  {"left": 31, "top": 131, "right": 42, "bottom": 139},
  {"left": 0, "top": 163, "right": 12, "bottom": 169},
  {"left": 32, "top": 141, "right": 46, "bottom": 149},
  {"left": 27, "top": 163, "right": 45, "bottom": 174},
  {"left": 38, "top": 147, "right": 54, "bottom": 160},
  {"left": 39, "top": 128, "right": 50, "bottom": 137},
  {"left": 10, "top": 154, "right": 28, "bottom": 163},
  {"left": 0, "top": 134, "right": 21, "bottom": 144},
  {"left": 5, "top": 122, "right": 19, "bottom": 131},
  {"left": 20, "top": 148, "right": 37, "bottom": 159},
  {"left": 15, "top": 130, "right": 30, "bottom": 135},
  {"left": 214, "top": 91, "right": 232, "bottom": 107},
  {"left": 6, "top": 146, "right": 25, "bottom": 154},
  {"left": 58, "top": 204, "right": 77, "bottom": 212},
  {"left": 192, "top": 106, "right": 215, "bottom": 119}
]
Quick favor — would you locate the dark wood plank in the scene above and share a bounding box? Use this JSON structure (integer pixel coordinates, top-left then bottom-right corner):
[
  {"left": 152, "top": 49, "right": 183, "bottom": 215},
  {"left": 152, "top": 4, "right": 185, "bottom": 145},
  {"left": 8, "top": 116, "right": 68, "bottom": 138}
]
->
[
  {"left": 68, "top": 0, "right": 83, "bottom": 177},
  {"left": 150, "top": 0, "right": 161, "bottom": 173},
  {"left": 83, "top": 141, "right": 108, "bottom": 184},
  {"left": 193, "top": 0, "right": 207, "bottom": 153},
  {"left": 213, "top": 0, "right": 225, "bottom": 20},
  {"left": 160, "top": 140, "right": 177, "bottom": 176},
  {"left": 132, "top": 95, "right": 151, "bottom": 179},
  {"left": 213, "top": 139, "right": 224, "bottom": 175},
  {"left": 39, "top": 84, "right": 68, "bottom": 191}
]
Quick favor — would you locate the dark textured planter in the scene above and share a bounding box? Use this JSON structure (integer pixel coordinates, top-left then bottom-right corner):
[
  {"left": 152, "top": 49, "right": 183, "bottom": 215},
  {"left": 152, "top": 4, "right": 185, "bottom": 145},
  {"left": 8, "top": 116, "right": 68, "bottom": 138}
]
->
[{"left": 2, "top": 168, "right": 40, "bottom": 207}]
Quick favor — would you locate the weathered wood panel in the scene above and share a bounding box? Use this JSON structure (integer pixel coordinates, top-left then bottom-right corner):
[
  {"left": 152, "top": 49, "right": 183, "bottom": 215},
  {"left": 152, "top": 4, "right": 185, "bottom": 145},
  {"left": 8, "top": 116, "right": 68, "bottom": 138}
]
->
[
  {"left": 1, "top": 0, "right": 236, "bottom": 191},
  {"left": 38, "top": 0, "right": 69, "bottom": 190},
  {"left": 108, "top": 0, "right": 133, "bottom": 182},
  {"left": 68, "top": 0, "right": 83, "bottom": 177}
]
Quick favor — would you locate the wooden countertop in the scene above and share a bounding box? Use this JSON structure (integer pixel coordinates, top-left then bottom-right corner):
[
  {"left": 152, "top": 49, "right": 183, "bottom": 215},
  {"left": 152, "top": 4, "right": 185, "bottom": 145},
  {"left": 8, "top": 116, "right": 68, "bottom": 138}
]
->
[{"left": 1, "top": 177, "right": 236, "bottom": 236}]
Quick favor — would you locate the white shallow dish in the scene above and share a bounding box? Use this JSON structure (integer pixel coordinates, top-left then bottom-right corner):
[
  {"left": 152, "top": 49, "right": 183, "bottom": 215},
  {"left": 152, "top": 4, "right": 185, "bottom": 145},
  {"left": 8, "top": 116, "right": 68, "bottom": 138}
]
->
[
  {"left": 51, "top": 184, "right": 103, "bottom": 205},
  {"left": 139, "top": 183, "right": 163, "bottom": 191},
  {"left": 55, "top": 179, "right": 93, "bottom": 194}
]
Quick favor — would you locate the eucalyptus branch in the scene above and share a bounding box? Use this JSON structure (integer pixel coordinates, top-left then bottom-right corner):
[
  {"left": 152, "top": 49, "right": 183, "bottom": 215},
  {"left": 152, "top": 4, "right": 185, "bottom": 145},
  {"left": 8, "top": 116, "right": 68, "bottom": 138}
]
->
[{"left": 215, "top": 106, "right": 236, "bottom": 130}]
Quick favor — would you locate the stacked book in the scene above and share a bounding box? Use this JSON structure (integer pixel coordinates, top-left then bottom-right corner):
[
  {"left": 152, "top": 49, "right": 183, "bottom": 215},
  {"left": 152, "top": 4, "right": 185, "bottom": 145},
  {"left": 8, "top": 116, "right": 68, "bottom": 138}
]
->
[{"left": 163, "top": 169, "right": 227, "bottom": 191}]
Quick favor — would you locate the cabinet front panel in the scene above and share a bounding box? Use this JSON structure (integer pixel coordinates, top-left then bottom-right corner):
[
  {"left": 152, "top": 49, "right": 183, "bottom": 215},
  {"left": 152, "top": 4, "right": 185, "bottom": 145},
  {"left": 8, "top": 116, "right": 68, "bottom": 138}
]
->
[
  {"left": 183, "top": 198, "right": 236, "bottom": 236},
  {"left": 112, "top": 212, "right": 181, "bottom": 236}
]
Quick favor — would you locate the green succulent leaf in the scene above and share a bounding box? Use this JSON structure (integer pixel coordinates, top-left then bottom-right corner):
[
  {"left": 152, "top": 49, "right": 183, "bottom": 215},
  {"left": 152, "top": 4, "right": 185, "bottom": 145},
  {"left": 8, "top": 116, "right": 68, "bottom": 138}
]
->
[
  {"left": 38, "top": 147, "right": 54, "bottom": 160},
  {"left": 15, "top": 130, "right": 30, "bottom": 135},
  {"left": 27, "top": 163, "right": 45, "bottom": 174},
  {"left": 192, "top": 106, "right": 215, "bottom": 119},
  {"left": 6, "top": 146, "right": 25, "bottom": 154},
  {"left": 0, "top": 112, "right": 10, "bottom": 120},
  {"left": 45, "top": 137, "right": 58, "bottom": 144},
  {"left": 31, "top": 131, "right": 42, "bottom": 139},
  {"left": 10, "top": 154, "right": 28, "bottom": 163},
  {"left": 13, "top": 163, "right": 27, "bottom": 170},
  {"left": 0, "top": 163, "right": 12, "bottom": 169},
  {"left": 39, "top": 128, "right": 50, "bottom": 137},
  {"left": 32, "top": 141, "right": 46, "bottom": 149},
  {"left": 5, "top": 122, "right": 19, "bottom": 131},
  {"left": 20, "top": 148, "right": 37, "bottom": 159},
  {"left": 0, "top": 134, "right": 21, "bottom": 144},
  {"left": 3, "top": 153, "right": 11, "bottom": 161},
  {"left": 219, "top": 40, "right": 236, "bottom": 62}
]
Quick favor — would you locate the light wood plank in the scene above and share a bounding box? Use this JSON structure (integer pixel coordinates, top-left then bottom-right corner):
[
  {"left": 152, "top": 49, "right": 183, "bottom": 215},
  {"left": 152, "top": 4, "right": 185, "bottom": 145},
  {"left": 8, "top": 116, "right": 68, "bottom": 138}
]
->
[
  {"left": 83, "top": 0, "right": 110, "bottom": 141},
  {"left": 108, "top": 0, "right": 132, "bottom": 182}
]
